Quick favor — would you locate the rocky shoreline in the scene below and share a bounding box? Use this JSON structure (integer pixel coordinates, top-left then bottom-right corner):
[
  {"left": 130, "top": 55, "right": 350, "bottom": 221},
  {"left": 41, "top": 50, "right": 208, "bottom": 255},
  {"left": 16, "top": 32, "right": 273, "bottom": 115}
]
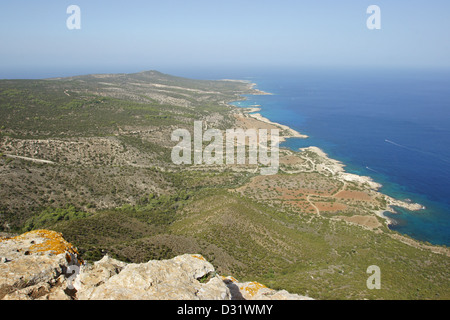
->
[{"left": 233, "top": 84, "right": 426, "bottom": 230}]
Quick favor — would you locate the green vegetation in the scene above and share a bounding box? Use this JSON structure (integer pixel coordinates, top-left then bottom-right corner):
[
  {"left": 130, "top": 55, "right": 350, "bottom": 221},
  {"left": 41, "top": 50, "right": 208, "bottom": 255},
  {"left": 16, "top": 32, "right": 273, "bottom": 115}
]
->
[
  {"left": 0, "top": 70, "right": 448, "bottom": 300},
  {"left": 24, "top": 187, "right": 449, "bottom": 300},
  {"left": 0, "top": 71, "right": 243, "bottom": 140},
  {"left": 23, "top": 205, "right": 91, "bottom": 231}
]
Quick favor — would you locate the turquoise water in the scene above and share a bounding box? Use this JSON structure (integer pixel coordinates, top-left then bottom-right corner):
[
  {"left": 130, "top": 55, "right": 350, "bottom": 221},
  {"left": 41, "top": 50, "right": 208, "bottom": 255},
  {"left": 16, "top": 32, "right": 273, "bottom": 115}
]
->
[
  {"left": 228, "top": 68, "right": 450, "bottom": 246},
  {"left": 21, "top": 66, "right": 450, "bottom": 245}
]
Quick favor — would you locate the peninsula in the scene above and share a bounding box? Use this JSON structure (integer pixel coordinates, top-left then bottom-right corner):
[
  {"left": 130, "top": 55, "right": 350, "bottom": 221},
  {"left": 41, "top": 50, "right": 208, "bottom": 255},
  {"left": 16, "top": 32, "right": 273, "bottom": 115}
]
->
[{"left": 0, "top": 71, "right": 448, "bottom": 300}]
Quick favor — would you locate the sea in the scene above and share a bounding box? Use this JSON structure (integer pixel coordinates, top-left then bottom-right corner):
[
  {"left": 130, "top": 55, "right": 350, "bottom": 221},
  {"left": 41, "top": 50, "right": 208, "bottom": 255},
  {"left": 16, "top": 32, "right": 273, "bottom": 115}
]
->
[
  {"left": 6, "top": 66, "right": 450, "bottom": 246},
  {"left": 176, "top": 67, "right": 450, "bottom": 246}
]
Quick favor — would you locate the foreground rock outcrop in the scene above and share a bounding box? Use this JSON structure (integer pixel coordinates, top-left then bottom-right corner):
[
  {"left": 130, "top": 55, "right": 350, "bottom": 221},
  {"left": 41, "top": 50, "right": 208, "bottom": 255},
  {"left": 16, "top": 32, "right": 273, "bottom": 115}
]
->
[
  {"left": 0, "top": 230, "right": 81, "bottom": 300},
  {"left": 0, "top": 230, "right": 312, "bottom": 300}
]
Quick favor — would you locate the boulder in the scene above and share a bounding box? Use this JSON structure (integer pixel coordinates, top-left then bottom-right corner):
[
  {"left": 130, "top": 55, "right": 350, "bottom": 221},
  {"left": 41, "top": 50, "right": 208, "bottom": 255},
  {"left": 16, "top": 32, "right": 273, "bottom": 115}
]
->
[
  {"left": 1, "top": 230, "right": 313, "bottom": 300},
  {"left": 221, "top": 276, "right": 313, "bottom": 300},
  {"left": 0, "top": 230, "right": 82, "bottom": 300},
  {"left": 77, "top": 254, "right": 230, "bottom": 300}
]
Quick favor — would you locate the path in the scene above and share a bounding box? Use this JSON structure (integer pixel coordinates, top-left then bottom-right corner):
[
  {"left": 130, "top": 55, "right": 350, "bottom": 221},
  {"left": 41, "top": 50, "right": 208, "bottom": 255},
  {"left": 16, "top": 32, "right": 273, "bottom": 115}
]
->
[{"left": 5, "top": 154, "right": 55, "bottom": 164}]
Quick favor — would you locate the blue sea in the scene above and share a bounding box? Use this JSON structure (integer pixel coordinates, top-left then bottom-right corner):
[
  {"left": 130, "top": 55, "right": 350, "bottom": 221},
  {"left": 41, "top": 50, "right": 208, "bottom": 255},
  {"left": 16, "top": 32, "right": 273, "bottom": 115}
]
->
[
  {"left": 15, "top": 66, "right": 450, "bottom": 246},
  {"left": 178, "top": 67, "right": 450, "bottom": 246}
]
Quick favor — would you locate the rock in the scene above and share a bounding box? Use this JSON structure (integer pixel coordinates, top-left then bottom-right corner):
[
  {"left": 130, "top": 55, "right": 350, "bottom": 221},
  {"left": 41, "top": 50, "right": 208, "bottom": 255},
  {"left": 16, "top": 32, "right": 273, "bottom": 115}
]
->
[
  {"left": 221, "top": 276, "right": 313, "bottom": 300},
  {"left": 0, "top": 230, "right": 82, "bottom": 300},
  {"left": 77, "top": 254, "right": 230, "bottom": 300},
  {"left": 1, "top": 230, "right": 313, "bottom": 300},
  {"left": 74, "top": 255, "right": 127, "bottom": 299},
  {"left": 197, "top": 276, "right": 230, "bottom": 300}
]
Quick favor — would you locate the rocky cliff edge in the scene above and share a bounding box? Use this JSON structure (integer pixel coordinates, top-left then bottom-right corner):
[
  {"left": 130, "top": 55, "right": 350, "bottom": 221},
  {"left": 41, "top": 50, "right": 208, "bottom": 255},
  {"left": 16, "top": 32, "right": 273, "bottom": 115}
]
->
[{"left": 0, "top": 230, "right": 312, "bottom": 300}]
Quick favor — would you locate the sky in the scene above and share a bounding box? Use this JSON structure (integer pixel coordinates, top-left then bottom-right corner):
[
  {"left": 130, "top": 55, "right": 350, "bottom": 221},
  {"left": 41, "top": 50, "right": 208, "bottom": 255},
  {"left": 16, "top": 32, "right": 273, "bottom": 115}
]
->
[{"left": 0, "top": 0, "right": 450, "bottom": 78}]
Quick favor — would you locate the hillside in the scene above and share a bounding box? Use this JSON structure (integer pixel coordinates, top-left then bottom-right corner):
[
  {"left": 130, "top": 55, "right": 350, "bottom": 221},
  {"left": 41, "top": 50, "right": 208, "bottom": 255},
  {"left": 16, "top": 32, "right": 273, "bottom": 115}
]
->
[
  {"left": 0, "top": 71, "right": 449, "bottom": 300},
  {"left": 0, "top": 230, "right": 311, "bottom": 300}
]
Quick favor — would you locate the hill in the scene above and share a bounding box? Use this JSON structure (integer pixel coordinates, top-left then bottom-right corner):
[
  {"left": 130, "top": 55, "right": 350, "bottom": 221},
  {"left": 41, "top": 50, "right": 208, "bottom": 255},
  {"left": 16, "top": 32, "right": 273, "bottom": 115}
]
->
[{"left": 0, "top": 70, "right": 448, "bottom": 300}]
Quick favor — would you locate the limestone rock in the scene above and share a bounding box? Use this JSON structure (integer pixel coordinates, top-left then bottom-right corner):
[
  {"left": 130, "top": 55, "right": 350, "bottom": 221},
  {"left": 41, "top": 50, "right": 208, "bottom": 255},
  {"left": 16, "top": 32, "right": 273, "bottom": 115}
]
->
[
  {"left": 74, "top": 255, "right": 128, "bottom": 299},
  {"left": 77, "top": 254, "right": 229, "bottom": 300},
  {"left": 0, "top": 230, "right": 82, "bottom": 300},
  {"left": 1, "top": 230, "right": 313, "bottom": 300},
  {"left": 221, "top": 277, "right": 313, "bottom": 300}
]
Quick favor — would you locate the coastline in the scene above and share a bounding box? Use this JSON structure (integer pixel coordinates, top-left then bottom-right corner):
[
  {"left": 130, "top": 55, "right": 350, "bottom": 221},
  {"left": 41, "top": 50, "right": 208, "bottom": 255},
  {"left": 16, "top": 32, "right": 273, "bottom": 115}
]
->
[
  {"left": 247, "top": 112, "right": 309, "bottom": 140},
  {"left": 231, "top": 83, "right": 308, "bottom": 143},
  {"left": 234, "top": 106, "right": 308, "bottom": 143},
  {"left": 234, "top": 82, "right": 424, "bottom": 210},
  {"left": 227, "top": 81, "right": 446, "bottom": 254}
]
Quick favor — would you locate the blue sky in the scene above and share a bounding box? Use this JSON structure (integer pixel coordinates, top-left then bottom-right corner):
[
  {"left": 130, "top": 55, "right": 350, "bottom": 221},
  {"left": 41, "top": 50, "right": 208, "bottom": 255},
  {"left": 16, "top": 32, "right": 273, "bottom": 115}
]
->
[{"left": 1, "top": 0, "right": 450, "bottom": 78}]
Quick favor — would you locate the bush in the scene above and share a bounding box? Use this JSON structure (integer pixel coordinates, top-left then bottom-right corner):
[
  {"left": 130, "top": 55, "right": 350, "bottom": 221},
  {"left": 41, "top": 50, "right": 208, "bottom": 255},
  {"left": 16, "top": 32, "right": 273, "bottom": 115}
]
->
[{"left": 23, "top": 205, "right": 91, "bottom": 231}]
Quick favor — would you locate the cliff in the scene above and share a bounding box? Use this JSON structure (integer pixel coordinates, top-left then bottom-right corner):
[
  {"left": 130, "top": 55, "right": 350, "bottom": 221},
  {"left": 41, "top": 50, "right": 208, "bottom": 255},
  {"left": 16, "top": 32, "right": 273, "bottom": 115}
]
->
[{"left": 0, "top": 230, "right": 312, "bottom": 300}]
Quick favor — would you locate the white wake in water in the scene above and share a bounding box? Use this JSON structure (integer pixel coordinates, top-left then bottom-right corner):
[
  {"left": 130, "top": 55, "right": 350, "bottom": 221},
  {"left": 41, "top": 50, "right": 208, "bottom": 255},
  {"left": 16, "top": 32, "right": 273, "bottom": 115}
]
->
[
  {"left": 365, "top": 166, "right": 379, "bottom": 173},
  {"left": 384, "top": 139, "right": 450, "bottom": 164}
]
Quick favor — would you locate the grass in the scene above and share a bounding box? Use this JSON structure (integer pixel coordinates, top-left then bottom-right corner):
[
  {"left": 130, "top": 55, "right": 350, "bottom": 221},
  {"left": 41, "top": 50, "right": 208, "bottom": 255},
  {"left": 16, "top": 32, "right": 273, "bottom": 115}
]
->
[
  {"left": 36, "top": 187, "right": 449, "bottom": 300},
  {"left": 0, "top": 70, "right": 448, "bottom": 300}
]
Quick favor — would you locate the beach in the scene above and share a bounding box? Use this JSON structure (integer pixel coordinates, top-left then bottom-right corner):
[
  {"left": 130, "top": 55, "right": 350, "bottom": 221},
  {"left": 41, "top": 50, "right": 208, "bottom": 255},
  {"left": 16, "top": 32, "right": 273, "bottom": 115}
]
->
[
  {"left": 234, "top": 107, "right": 308, "bottom": 143},
  {"left": 227, "top": 81, "right": 449, "bottom": 255}
]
